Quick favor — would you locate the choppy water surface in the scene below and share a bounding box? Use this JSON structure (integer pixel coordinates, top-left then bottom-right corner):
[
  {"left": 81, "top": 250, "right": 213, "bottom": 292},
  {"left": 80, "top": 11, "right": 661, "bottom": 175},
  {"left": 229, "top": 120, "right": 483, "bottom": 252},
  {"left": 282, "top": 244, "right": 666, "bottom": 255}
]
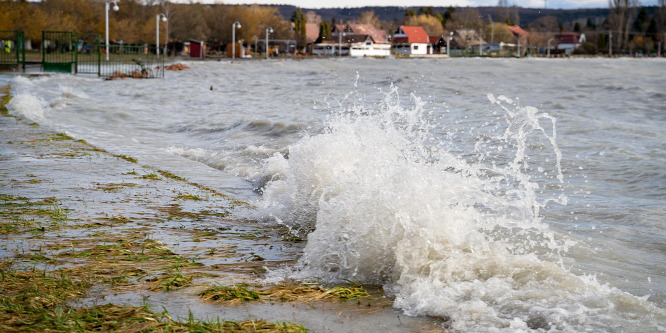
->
[{"left": 7, "top": 58, "right": 666, "bottom": 332}]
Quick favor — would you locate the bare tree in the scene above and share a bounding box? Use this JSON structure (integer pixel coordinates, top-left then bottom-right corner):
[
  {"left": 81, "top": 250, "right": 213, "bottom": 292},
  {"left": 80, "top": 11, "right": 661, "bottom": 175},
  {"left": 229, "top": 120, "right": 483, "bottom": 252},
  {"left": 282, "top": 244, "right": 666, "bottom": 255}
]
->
[
  {"left": 359, "top": 10, "right": 381, "bottom": 29},
  {"left": 453, "top": 7, "right": 482, "bottom": 31},
  {"left": 305, "top": 11, "right": 322, "bottom": 24},
  {"left": 403, "top": 14, "right": 444, "bottom": 36},
  {"left": 528, "top": 16, "right": 559, "bottom": 33},
  {"left": 609, "top": 0, "right": 638, "bottom": 53},
  {"left": 658, "top": 0, "right": 666, "bottom": 54}
]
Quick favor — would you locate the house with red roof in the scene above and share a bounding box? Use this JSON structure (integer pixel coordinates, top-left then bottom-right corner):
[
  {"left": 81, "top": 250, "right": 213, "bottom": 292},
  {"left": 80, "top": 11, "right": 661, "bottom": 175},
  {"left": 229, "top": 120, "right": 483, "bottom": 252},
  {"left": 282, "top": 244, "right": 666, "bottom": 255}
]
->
[
  {"left": 555, "top": 32, "right": 586, "bottom": 55},
  {"left": 429, "top": 35, "right": 446, "bottom": 54},
  {"left": 392, "top": 26, "right": 431, "bottom": 56},
  {"left": 506, "top": 25, "right": 529, "bottom": 56}
]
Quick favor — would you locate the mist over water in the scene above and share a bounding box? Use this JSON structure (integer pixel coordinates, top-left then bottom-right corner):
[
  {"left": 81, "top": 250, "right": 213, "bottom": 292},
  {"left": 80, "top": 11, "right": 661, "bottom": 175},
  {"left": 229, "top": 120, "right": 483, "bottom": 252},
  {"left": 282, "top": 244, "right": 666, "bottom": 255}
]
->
[{"left": 6, "top": 58, "right": 666, "bottom": 331}]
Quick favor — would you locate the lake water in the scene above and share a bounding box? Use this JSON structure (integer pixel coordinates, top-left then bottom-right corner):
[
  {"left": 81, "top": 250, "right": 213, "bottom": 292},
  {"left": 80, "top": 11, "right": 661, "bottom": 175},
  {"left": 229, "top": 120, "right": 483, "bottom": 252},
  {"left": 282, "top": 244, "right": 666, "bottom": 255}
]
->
[{"left": 6, "top": 57, "right": 666, "bottom": 332}]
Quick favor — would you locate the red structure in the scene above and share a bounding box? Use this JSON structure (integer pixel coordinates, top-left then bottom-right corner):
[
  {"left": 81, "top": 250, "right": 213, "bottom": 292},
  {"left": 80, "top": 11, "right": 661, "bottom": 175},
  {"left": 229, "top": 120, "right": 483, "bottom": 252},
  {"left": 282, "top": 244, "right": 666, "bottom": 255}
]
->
[
  {"left": 392, "top": 26, "right": 430, "bottom": 44},
  {"left": 190, "top": 39, "right": 205, "bottom": 58},
  {"left": 554, "top": 32, "right": 582, "bottom": 44}
]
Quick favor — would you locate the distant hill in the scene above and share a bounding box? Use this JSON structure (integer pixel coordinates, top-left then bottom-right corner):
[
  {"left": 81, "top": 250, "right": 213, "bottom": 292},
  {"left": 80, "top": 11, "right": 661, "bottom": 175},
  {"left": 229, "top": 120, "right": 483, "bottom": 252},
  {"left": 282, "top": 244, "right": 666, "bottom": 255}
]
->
[{"left": 272, "top": 5, "right": 658, "bottom": 28}]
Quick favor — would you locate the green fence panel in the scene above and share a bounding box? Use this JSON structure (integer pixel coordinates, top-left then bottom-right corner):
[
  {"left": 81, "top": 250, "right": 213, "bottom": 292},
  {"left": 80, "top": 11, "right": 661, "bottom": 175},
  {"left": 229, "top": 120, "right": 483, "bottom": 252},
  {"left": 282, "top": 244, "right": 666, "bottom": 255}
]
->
[
  {"left": 42, "top": 31, "right": 77, "bottom": 73},
  {"left": 77, "top": 33, "right": 101, "bottom": 75},
  {"left": 0, "top": 30, "right": 25, "bottom": 70}
]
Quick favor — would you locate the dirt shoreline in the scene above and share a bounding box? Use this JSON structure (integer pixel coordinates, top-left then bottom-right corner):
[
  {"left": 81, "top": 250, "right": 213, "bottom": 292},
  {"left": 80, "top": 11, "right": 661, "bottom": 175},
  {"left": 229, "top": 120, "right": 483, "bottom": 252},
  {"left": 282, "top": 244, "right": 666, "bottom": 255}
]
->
[{"left": 0, "top": 83, "right": 447, "bottom": 332}]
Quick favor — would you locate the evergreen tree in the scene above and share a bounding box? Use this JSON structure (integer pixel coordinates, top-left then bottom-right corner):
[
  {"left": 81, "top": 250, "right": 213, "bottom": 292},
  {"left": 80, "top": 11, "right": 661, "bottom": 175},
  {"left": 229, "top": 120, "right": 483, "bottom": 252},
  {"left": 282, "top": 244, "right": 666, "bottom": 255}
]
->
[
  {"left": 291, "top": 8, "right": 306, "bottom": 50},
  {"left": 316, "top": 21, "right": 330, "bottom": 43},
  {"left": 418, "top": 7, "right": 434, "bottom": 16},
  {"left": 634, "top": 7, "right": 651, "bottom": 33},
  {"left": 598, "top": 33, "right": 607, "bottom": 50},
  {"left": 443, "top": 6, "right": 457, "bottom": 25}
]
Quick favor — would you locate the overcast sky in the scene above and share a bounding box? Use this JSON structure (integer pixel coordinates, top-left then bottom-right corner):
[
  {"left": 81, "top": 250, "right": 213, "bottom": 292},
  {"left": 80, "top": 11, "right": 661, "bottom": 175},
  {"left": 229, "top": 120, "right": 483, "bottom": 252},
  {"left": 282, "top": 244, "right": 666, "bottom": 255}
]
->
[{"left": 217, "top": 0, "right": 659, "bottom": 9}]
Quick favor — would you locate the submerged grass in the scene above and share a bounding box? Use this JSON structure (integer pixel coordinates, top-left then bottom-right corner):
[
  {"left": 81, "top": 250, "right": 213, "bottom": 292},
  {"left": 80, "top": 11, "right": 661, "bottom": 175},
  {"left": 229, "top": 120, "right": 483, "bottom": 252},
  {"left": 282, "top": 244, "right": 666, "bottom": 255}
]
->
[
  {"left": 199, "top": 284, "right": 262, "bottom": 303},
  {"left": 94, "top": 182, "right": 141, "bottom": 192},
  {"left": 176, "top": 194, "right": 203, "bottom": 201},
  {"left": 1, "top": 94, "right": 12, "bottom": 117},
  {"left": 0, "top": 263, "right": 307, "bottom": 332},
  {"left": 158, "top": 169, "right": 187, "bottom": 182},
  {"left": 99, "top": 214, "right": 132, "bottom": 224},
  {"left": 0, "top": 98, "right": 315, "bottom": 331},
  {"left": 48, "top": 133, "right": 74, "bottom": 141},
  {"left": 199, "top": 283, "right": 372, "bottom": 304},
  {"left": 0, "top": 195, "right": 69, "bottom": 234},
  {"left": 149, "top": 269, "right": 194, "bottom": 292},
  {"left": 142, "top": 173, "right": 162, "bottom": 180},
  {"left": 117, "top": 154, "right": 138, "bottom": 163},
  {"left": 56, "top": 237, "right": 185, "bottom": 264},
  {"left": 0, "top": 267, "right": 91, "bottom": 311}
]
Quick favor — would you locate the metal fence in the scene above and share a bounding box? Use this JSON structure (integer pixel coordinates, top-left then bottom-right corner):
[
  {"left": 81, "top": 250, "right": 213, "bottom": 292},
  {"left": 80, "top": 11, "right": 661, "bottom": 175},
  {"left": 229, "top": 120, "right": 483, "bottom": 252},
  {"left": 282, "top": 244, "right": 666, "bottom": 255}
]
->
[
  {"left": 77, "top": 33, "right": 102, "bottom": 75},
  {"left": 98, "top": 45, "right": 164, "bottom": 78},
  {"left": 449, "top": 49, "right": 518, "bottom": 57},
  {"left": 0, "top": 30, "right": 25, "bottom": 70},
  {"left": 42, "top": 31, "right": 77, "bottom": 73}
]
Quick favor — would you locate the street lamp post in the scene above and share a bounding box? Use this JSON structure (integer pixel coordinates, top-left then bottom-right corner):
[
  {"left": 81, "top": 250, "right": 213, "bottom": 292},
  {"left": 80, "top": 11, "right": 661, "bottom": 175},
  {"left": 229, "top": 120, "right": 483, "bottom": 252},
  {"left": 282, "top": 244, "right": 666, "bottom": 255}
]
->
[
  {"left": 156, "top": 13, "right": 167, "bottom": 58},
  {"left": 338, "top": 31, "right": 347, "bottom": 57},
  {"left": 447, "top": 32, "right": 453, "bottom": 56},
  {"left": 232, "top": 21, "right": 241, "bottom": 60},
  {"left": 547, "top": 38, "right": 553, "bottom": 58},
  {"left": 265, "top": 27, "right": 273, "bottom": 59},
  {"left": 105, "top": 1, "right": 119, "bottom": 61}
]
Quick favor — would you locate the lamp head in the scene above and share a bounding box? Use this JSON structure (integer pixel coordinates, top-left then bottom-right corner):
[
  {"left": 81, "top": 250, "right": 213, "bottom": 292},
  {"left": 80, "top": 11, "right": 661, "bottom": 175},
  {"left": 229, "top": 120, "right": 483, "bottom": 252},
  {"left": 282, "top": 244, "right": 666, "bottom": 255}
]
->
[
  {"left": 268, "top": 27, "right": 273, "bottom": 33},
  {"left": 162, "top": 16, "right": 167, "bottom": 22},
  {"left": 113, "top": 3, "right": 119, "bottom": 11}
]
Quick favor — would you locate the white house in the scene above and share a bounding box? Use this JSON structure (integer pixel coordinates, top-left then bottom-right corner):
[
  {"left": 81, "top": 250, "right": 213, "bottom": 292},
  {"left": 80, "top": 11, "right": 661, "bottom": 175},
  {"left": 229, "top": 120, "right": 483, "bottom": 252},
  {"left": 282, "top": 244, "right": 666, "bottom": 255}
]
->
[
  {"left": 312, "top": 23, "right": 390, "bottom": 57},
  {"left": 391, "top": 26, "right": 430, "bottom": 56}
]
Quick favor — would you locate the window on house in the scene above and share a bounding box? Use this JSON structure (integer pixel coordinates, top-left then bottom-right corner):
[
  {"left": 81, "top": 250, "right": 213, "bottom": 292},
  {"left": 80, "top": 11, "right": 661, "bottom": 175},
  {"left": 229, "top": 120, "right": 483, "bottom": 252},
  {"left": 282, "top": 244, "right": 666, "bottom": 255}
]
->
[{"left": 413, "top": 45, "right": 419, "bottom": 50}]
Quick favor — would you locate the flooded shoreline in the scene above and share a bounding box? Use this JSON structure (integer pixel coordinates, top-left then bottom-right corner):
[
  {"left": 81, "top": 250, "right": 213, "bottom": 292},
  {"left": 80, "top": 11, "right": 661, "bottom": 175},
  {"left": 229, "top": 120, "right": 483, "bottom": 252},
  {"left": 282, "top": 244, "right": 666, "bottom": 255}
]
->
[
  {"left": 0, "top": 88, "right": 447, "bottom": 332},
  {"left": 3, "top": 57, "right": 665, "bottom": 332}
]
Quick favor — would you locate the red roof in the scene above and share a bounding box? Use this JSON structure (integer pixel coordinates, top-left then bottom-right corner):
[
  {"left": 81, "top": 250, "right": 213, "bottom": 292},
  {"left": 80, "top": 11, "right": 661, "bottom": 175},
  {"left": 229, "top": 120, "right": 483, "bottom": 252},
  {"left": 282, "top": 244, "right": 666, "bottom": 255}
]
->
[
  {"left": 429, "top": 36, "right": 444, "bottom": 44},
  {"left": 395, "top": 26, "right": 429, "bottom": 43},
  {"left": 506, "top": 25, "right": 529, "bottom": 38},
  {"left": 555, "top": 32, "right": 580, "bottom": 44}
]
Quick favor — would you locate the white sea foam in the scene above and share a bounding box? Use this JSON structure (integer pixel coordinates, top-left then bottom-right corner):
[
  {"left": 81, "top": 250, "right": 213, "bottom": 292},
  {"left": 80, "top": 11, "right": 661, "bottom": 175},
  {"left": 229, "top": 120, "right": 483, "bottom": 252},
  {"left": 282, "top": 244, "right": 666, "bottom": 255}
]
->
[
  {"left": 164, "top": 146, "right": 216, "bottom": 161},
  {"left": 259, "top": 86, "right": 666, "bottom": 331},
  {"left": 12, "top": 75, "right": 33, "bottom": 88},
  {"left": 6, "top": 94, "right": 48, "bottom": 122}
]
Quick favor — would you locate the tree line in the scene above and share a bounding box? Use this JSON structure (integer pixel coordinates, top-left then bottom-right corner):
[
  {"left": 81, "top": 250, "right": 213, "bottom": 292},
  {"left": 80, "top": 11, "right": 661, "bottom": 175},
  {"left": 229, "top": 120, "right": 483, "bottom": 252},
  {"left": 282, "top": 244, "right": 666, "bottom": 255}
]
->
[
  {"left": 0, "top": 0, "right": 294, "bottom": 53},
  {"left": 1, "top": 0, "right": 664, "bottom": 55}
]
